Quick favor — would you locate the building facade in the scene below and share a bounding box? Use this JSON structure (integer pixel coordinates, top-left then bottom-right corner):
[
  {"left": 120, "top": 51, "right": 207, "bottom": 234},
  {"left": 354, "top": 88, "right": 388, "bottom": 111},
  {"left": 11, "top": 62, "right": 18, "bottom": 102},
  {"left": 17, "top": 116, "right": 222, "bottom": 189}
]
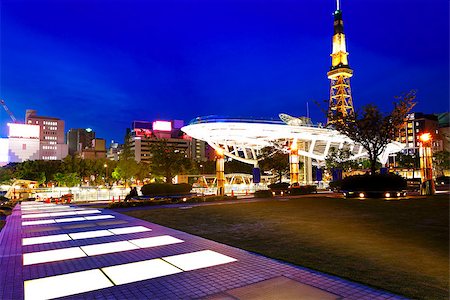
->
[
  {"left": 67, "top": 128, "right": 95, "bottom": 155},
  {"left": 25, "top": 109, "right": 68, "bottom": 160}
]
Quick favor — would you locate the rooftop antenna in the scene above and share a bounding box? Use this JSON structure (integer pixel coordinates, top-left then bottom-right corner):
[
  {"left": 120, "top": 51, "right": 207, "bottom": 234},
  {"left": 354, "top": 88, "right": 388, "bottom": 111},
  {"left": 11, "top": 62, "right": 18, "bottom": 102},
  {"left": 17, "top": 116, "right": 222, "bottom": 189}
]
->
[
  {"left": 306, "top": 101, "right": 310, "bottom": 119},
  {"left": 336, "top": 0, "right": 340, "bottom": 10}
]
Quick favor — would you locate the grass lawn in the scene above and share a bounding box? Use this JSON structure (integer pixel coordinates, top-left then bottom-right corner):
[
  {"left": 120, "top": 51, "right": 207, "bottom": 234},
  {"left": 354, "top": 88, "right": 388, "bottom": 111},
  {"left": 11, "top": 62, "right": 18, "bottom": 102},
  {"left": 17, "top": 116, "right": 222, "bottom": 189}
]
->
[{"left": 122, "top": 194, "right": 449, "bottom": 299}]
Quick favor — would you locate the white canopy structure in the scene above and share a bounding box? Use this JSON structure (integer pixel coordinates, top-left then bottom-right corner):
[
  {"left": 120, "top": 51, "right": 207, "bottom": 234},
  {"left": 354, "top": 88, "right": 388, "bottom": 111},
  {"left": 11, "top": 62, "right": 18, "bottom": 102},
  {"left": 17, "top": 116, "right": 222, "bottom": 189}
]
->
[{"left": 182, "top": 115, "right": 405, "bottom": 166}]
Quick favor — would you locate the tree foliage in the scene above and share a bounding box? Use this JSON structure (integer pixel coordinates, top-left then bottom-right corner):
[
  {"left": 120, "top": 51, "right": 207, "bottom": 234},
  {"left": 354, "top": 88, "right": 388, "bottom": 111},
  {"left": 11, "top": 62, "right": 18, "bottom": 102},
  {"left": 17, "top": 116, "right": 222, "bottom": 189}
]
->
[
  {"left": 325, "top": 146, "right": 358, "bottom": 172},
  {"left": 329, "top": 90, "right": 416, "bottom": 174},
  {"left": 433, "top": 151, "right": 450, "bottom": 176},
  {"left": 148, "top": 140, "right": 191, "bottom": 183},
  {"left": 258, "top": 146, "right": 293, "bottom": 183}
]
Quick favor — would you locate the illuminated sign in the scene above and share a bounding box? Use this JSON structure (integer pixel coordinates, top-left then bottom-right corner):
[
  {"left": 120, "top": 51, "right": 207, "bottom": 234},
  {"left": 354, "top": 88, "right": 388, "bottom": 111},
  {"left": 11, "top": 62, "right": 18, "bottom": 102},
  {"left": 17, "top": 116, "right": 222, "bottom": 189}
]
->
[
  {"left": 8, "top": 123, "right": 40, "bottom": 139},
  {"left": 134, "top": 128, "right": 152, "bottom": 137},
  {"left": 153, "top": 121, "right": 172, "bottom": 132}
]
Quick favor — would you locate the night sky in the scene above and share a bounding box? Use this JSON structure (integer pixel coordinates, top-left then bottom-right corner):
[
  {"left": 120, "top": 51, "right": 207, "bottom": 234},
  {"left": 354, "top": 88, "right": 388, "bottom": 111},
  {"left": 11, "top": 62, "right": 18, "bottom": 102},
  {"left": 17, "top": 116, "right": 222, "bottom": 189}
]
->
[{"left": 1, "top": 0, "right": 448, "bottom": 145}]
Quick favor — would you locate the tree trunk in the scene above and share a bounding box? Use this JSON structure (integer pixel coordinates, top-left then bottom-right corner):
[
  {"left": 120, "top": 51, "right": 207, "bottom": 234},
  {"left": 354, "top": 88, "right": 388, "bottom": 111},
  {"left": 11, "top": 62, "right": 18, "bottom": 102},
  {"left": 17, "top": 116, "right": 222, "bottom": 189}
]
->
[{"left": 370, "top": 158, "right": 377, "bottom": 175}]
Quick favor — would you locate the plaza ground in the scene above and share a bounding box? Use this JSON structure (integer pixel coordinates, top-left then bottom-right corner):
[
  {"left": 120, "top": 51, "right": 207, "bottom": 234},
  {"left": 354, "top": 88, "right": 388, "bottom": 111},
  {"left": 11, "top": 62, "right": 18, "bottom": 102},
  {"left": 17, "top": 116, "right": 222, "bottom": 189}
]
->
[
  {"left": 122, "top": 194, "right": 449, "bottom": 300},
  {"left": 1, "top": 201, "right": 408, "bottom": 300}
]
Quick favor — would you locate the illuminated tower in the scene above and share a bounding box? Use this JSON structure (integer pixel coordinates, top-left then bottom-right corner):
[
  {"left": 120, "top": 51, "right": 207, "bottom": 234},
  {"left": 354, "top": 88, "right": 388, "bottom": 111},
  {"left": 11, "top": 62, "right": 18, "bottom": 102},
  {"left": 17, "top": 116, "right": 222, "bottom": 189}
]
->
[{"left": 327, "top": 0, "right": 354, "bottom": 124}]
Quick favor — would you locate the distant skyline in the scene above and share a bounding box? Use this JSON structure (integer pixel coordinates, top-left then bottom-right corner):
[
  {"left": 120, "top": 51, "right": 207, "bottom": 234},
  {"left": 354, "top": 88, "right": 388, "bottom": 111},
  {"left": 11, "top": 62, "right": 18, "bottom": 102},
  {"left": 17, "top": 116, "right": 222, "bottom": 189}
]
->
[{"left": 1, "top": 0, "right": 448, "bottom": 145}]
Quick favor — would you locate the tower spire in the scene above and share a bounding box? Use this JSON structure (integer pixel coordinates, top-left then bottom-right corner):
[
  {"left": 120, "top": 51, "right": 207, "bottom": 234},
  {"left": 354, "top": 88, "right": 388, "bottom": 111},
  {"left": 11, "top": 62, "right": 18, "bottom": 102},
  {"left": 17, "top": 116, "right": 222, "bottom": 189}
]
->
[{"left": 327, "top": 0, "right": 354, "bottom": 124}]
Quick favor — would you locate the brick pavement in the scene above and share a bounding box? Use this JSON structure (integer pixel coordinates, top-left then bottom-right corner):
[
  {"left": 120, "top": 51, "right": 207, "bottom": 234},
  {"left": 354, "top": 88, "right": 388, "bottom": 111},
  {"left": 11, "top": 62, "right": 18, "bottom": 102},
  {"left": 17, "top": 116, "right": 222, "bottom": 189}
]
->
[{"left": 0, "top": 202, "right": 408, "bottom": 300}]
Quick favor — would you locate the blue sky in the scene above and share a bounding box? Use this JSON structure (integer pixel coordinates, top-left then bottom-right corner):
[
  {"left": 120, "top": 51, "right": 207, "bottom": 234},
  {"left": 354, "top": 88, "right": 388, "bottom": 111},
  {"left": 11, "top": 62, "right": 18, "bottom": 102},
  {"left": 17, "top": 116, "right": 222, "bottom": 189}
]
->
[{"left": 1, "top": 0, "right": 448, "bottom": 144}]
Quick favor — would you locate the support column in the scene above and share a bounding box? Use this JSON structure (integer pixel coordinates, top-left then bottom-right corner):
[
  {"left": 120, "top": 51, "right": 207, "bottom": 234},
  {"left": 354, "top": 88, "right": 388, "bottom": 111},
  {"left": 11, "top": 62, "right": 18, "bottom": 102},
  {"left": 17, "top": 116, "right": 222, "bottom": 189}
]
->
[
  {"left": 216, "top": 149, "right": 225, "bottom": 196},
  {"left": 419, "top": 133, "right": 435, "bottom": 195},
  {"left": 290, "top": 139, "right": 299, "bottom": 185}
]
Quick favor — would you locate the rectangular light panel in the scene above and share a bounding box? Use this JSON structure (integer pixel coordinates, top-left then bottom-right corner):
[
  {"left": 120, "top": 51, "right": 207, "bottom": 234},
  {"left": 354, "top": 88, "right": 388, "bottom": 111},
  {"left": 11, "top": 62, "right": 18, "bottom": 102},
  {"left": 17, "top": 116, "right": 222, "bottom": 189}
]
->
[
  {"left": 129, "top": 235, "right": 184, "bottom": 249},
  {"left": 22, "top": 213, "right": 51, "bottom": 219},
  {"left": 75, "top": 209, "right": 101, "bottom": 215},
  {"left": 22, "top": 234, "right": 71, "bottom": 246},
  {"left": 162, "top": 250, "right": 237, "bottom": 271},
  {"left": 22, "top": 220, "right": 56, "bottom": 226},
  {"left": 101, "top": 258, "right": 182, "bottom": 285},
  {"left": 107, "top": 226, "right": 151, "bottom": 235},
  {"left": 68, "top": 229, "right": 114, "bottom": 240},
  {"left": 55, "top": 217, "right": 86, "bottom": 223},
  {"left": 23, "top": 247, "right": 87, "bottom": 265},
  {"left": 24, "top": 269, "right": 113, "bottom": 300},
  {"left": 84, "top": 215, "right": 114, "bottom": 220},
  {"left": 80, "top": 241, "right": 139, "bottom": 256}
]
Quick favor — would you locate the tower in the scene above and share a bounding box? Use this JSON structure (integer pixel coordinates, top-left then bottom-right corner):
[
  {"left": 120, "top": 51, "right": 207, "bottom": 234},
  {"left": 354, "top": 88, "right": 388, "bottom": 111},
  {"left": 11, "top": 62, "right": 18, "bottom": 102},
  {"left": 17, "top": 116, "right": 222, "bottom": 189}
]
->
[{"left": 327, "top": 0, "right": 354, "bottom": 124}]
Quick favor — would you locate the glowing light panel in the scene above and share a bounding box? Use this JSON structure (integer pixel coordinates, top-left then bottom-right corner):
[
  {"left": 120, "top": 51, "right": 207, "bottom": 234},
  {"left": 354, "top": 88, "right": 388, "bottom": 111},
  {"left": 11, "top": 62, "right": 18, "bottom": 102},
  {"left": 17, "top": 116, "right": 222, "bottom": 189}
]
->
[
  {"left": 69, "top": 230, "right": 114, "bottom": 240},
  {"left": 24, "top": 269, "right": 113, "bottom": 300},
  {"left": 75, "top": 209, "right": 101, "bottom": 215},
  {"left": 80, "top": 241, "right": 139, "bottom": 256},
  {"left": 84, "top": 215, "right": 115, "bottom": 220},
  {"left": 22, "top": 213, "right": 51, "bottom": 219},
  {"left": 22, "top": 220, "right": 56, "bottom": 226},
  {"left": 101, "top": 258, "right": 182, "bottom": 285},
  {"left": 22, "top": 234, "right": 71, "bottom": 246},
  {"left": 54, "top": 217, "right": 86, "bottom": 223},
  {"left": 163, "top": 250, "right": 237, "bottom": 271},
  {"left": 107, "top": 226, "right": 151, "bottom": 235},
  {"left": 23, "top": 247, "right": 87, "bottom": 265},
  {"left": 153, "top": 120, "right": 172, "bottom": 131},
  {"left": 8, "top": 123, "right": 40, "bottom": 138},
  {"left": 129, "top": 235, "right": 184, "bottom": 248}
]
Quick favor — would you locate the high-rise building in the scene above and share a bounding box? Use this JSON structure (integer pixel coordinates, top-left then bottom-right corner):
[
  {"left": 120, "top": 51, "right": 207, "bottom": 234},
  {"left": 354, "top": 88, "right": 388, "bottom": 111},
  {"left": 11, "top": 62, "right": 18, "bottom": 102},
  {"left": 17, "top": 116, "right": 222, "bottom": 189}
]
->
[
  {"left": 129, "top": 119, "right": 190, "bottom": 163},
  {"left": 67, "top": 128, "right": 95, "bottom": 155},
  {"left": 25, "top": 109, "right": 68, "bottom": 160},
  {"left": 80, "top": 138, "right": 107, "bottom": 159},
  {"left": 396, "top": 113, "right": 443, "bottom": 154},
  {"left": 327, "top": 0, "right": 355, "bottom": 124}
]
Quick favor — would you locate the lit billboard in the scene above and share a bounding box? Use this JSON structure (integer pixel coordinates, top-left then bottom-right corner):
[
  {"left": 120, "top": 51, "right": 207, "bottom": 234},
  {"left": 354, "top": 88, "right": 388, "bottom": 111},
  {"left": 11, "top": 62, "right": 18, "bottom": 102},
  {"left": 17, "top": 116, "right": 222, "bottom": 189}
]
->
[
  {"left": 8, "top": 123, "right": 40, "bottom": 139},
  {"left": 152, "top": 121, "right": 172, "bottom": 132}
]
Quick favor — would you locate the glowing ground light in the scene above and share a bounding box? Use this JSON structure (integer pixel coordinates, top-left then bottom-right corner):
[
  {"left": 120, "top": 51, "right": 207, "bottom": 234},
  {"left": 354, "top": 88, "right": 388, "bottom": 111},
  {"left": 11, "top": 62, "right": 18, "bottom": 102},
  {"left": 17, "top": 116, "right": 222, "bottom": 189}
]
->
[
  {"left": 101, "top": 258, "right": 182, "bottom": 285},
  {"left": 107, "top": 226, "right": 151, "bottom": 235},
  {"left": 22, "top": 234, "right": 72, "bottom": 246},
  {"left": 162, "top": 250, "right": 237, "bottom": 271},
  {"left": 22, "top": 219, "right": 56, "bottom": 226},
  {"left": 23, "top": 247, "right": 87, "bottom": 265},
  {"left": 80, "top": 241, "right": 139, "bottom": 256},
  {"left": 129, "top": 235, "right": 184, "bottom": 248},
  {"left": 359, "top": 193, "right": 365, "bottom": 198},
  {"left": 68, "top": 230, "right": 114, "bottom": 240},
  {"left": 24, "top": 269, "right": 113, "bottom": 300}
]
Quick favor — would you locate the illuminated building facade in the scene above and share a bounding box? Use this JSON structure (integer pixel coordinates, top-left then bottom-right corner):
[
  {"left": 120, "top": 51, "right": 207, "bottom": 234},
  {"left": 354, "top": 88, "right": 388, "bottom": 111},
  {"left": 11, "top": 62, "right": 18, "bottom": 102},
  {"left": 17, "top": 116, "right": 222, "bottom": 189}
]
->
[
  {"left": 67, "top": 128, "right": 95, "bottom": 155},
  {"left": 80, "top": 138, "right": 107, "bottom": 159},
  {"left": 25, "top": 109, "right": 68, "bottom": 160},
  {"left": 5, "top": 123, "right": 41, "bottom": 164},
  {"left": 130, "top": 120, "right": 190, "bottom": 163},
  {"left": 396, "top": 113, "right": 443, "bottom": 155},
  {"left": 327, "top": 0, "right": 355, "bottom": 124}
]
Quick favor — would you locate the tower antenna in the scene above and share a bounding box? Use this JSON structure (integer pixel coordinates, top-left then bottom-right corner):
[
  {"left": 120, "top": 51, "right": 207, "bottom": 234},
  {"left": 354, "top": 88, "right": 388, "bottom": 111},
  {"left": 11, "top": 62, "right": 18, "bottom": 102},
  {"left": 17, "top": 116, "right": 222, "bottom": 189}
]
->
[{"left": 336, "top": 0, "right": 340, "bottom": 10}]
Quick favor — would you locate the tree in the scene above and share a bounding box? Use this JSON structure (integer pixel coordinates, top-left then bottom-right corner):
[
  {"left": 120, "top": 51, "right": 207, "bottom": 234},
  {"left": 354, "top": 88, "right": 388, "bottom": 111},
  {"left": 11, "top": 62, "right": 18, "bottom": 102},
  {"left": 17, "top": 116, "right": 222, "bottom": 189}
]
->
[
  {"left": 325, "top": 146, "right": 358, "bottom": 173},
  {"left": 433, "top": 151, "right": 450, "bottom": 176},
  {"left": 329, "top": 90, "right": 416, "bottom": 174},
  {"left": 148, "top": 140, "right": 191, "bottom": 183},
  {"left": 258, "top": 146, "right": 294, "bottom": 183}
]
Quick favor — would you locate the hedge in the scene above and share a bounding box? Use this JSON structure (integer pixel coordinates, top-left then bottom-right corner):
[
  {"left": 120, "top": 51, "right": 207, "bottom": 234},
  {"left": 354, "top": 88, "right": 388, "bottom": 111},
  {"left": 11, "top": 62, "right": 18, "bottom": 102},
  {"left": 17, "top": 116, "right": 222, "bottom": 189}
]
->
[
  {"left": 289, "top": 185, "right": 317, "bottom": 195},
  {"left": 341, "top": 174, "right": 407, "bottom": 191},
  {"left": 254, "top": 190, "right": 273, "bottom": 198},
  {"left": 140, "top": 183, "right": 192, "bottom": 196}
]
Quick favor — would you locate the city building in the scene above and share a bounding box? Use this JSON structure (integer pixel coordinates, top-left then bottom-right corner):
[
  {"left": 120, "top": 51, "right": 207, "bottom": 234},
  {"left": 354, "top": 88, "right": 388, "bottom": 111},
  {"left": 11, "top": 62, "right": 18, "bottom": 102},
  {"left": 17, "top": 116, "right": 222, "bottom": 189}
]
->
[
  {"left": 25, "top": 109, "right": 68, "bottom": 160},
  {"left": 130, "top": 119, "right": 191, "bottom": 163},
  {"left": 396, "top": 112, "right": 443, "bottom": 155},
  {"left": 66, "top": 128, "right": 95, "bottom": 155},
  {"left": 437, "top": 112, "right": 450, "bottom": 152},
  {"left": 80, "top": 138, "right": 107, "bottom": 159},
  {"left": 107, "top": 140, "right": 122, "bottom": 161},
  {"left": 2, "top": 123, "right": 40, "bottom": 164}
]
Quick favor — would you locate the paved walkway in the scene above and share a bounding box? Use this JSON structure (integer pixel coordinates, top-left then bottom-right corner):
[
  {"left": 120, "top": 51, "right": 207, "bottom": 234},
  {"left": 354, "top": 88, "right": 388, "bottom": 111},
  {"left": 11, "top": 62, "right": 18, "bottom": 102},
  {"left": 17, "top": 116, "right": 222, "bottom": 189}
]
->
[{"left": 0, "top": 202, "right": 408, "bottom": 300}]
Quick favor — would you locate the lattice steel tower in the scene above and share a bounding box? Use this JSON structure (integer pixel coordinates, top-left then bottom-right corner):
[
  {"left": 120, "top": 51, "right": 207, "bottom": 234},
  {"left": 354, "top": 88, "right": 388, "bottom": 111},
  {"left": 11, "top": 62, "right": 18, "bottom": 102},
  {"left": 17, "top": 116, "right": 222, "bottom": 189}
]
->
[{"left": 327, "top": 0, "right": 354, "bottom": 124}]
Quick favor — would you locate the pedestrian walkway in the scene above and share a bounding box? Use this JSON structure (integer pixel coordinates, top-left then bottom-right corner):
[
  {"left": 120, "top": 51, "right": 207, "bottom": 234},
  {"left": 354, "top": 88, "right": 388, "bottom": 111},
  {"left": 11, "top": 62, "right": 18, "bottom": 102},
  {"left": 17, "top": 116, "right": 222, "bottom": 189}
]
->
[{"left": 0, "top": 202, "right": 408, "bottom": 300}]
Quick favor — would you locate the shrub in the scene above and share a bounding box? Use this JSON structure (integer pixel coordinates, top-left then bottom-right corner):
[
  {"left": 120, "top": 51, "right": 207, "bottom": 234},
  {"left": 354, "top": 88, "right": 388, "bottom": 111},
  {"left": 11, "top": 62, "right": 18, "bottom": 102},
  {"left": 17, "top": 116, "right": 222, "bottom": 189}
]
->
[
  {"left": 341, "top": 174, "right": 407, "bottom": 191},
  {"left": 268, "top": 182, "right": 290, "bottom": 190},
  {"left": 289, "top": 185, "right": 317, "bottom": 195},
  {"left": 140, "top": 183, "right": 192, "bottom": 196},
  {"left": 254, "top": 190, "right": 273, "bottom": 198}
]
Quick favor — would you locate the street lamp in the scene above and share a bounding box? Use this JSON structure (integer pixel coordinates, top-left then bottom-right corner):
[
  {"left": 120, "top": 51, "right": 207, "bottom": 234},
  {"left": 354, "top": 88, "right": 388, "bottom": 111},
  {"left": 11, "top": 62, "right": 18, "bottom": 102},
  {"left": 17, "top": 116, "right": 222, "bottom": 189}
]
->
[
  {"left": 104, "top": 163, "right": 108, "bottom": 187},
  {"left": 419, "top": 133, "right": 435, "bottom": 195}
]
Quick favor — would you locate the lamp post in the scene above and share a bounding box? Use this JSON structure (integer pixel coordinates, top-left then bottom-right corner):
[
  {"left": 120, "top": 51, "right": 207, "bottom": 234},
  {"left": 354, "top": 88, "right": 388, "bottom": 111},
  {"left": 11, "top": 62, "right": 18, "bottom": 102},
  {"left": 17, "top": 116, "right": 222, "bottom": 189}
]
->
[
  {"left": 289, "top": 139, "right": 299, "bottom": 185},
  {"left": 419, "top": 133, "right": 435, "bottom": 195},
  {"left": 104, "top": 163, "right": 108, "bottom": 187},
  {"left": 216, "top": 148, "right": 225, "bottom": 196}
]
